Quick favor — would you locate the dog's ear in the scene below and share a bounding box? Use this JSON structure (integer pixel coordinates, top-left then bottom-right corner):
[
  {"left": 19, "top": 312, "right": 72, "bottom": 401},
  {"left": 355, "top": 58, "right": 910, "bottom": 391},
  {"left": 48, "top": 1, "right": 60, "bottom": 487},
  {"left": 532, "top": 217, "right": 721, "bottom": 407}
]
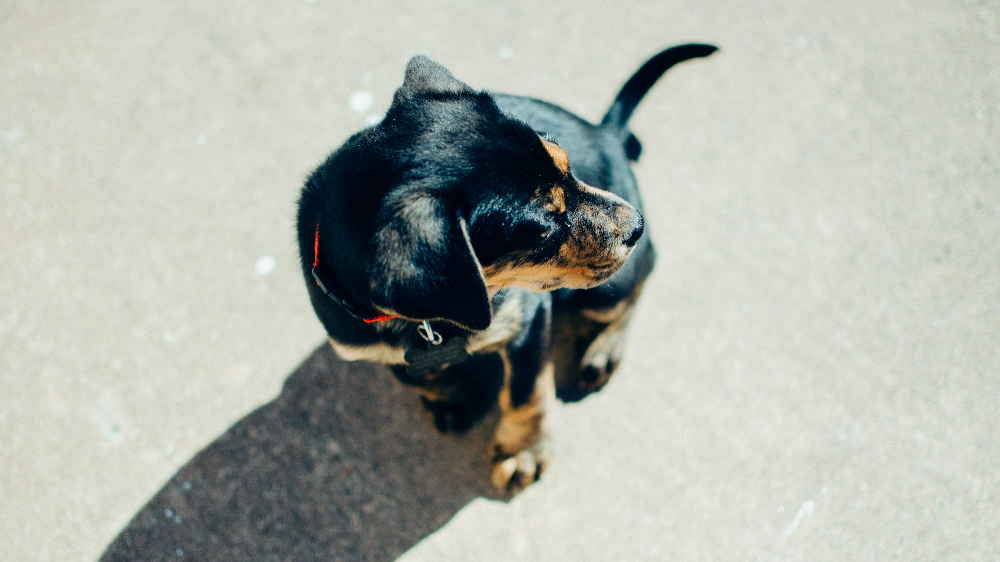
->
[
  {"left": 399, "top": 55, "right": 473, "bottom": 96},
  {"left": 369, "top": 192, "right": 491, "bottom": 331}
]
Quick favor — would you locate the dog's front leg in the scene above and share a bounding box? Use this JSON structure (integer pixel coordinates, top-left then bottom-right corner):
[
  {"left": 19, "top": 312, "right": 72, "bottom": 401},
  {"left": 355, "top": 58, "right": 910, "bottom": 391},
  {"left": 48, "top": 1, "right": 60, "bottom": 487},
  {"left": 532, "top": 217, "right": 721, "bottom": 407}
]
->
[
  {"left": 490, "top": 307, "right": 554, "bottom": 492},
  {"left": 552, "top": 296, "right": 638, "bottom": 402},
  {"left": 389, "top": 360, "right": 499, "bottom": 433}
]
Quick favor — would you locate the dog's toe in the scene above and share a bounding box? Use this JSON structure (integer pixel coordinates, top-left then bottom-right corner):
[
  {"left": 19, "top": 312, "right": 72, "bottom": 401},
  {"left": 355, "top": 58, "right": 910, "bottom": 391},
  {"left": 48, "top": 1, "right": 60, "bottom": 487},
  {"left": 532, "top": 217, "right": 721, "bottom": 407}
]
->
[
  {"left": 559, "top": 354, "right": 617, "bottom": 401},
  {"left": 579, "top": 356, "right": 615, "bottom": 391},
  {"left": 490, "top": 439, "right": 550, "bottom": 493}
]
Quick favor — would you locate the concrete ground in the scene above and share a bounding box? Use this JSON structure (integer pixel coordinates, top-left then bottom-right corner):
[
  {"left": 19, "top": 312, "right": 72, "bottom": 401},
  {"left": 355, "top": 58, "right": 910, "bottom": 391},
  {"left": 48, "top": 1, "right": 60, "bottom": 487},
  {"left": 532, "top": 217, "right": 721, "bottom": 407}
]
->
[{"left": 2, "top": 0, "right": 998, "bottom": 560}]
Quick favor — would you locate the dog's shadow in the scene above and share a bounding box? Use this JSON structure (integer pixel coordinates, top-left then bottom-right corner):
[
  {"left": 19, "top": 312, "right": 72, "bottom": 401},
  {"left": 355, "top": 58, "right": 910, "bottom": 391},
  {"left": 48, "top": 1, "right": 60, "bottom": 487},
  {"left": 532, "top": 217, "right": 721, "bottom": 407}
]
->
[{"left": 100, "top": 344, "right": 505, "bottom": 562}]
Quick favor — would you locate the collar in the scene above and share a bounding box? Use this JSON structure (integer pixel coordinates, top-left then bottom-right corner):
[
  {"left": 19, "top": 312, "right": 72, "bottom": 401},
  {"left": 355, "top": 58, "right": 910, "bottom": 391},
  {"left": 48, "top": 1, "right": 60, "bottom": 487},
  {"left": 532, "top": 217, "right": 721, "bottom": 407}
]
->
[{"left": 312, "top": 223, "right": 399, "bottom": 324}]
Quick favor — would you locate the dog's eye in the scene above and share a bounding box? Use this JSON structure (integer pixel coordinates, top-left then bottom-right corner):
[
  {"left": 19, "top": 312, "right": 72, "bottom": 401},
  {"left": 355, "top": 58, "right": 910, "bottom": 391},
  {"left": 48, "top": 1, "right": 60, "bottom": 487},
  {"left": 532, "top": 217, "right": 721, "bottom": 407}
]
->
[{"left": 539, "top": 220, "right": 565, "bottom": 241}]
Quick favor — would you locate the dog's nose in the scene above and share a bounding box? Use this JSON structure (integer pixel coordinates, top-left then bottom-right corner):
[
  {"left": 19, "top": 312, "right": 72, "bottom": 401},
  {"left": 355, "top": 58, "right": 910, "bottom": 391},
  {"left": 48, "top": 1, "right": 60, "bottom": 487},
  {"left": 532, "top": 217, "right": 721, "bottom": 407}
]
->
[{"left": 623, "top": 214, "right": 644, "bottom": 247}]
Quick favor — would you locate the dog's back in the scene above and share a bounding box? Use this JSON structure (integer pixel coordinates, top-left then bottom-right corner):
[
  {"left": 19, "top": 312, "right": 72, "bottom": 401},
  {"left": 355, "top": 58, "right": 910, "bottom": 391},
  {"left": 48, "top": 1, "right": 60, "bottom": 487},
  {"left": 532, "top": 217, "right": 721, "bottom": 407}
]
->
[{"left": 493, "top": 45, "right": 717, "bottom": 400}]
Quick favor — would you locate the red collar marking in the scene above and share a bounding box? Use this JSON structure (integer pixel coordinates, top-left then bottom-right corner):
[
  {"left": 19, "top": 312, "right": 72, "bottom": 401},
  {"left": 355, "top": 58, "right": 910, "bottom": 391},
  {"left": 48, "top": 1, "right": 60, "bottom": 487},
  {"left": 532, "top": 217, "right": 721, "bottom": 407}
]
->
[
  {"left": 362, "top": 314, "right": 399, "bottom": 324},
  {"left": 313, "top": 222, "right": 399, "bottom": 324},
  {"left": 313, "top": 222, "right": 321, "bottom": 268}
]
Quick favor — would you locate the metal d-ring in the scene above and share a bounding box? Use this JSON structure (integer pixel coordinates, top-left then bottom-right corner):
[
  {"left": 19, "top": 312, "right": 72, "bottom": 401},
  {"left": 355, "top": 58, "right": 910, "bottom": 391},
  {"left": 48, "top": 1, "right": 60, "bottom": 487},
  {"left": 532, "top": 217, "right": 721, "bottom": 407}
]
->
[{"left": 418, "top": 321, "right": 443, "bottom": 346}]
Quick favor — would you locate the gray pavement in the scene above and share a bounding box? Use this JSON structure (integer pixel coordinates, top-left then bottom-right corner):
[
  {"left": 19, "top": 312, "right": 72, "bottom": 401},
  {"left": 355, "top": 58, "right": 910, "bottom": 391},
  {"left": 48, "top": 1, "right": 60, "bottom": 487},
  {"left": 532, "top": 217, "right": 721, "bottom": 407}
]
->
[{"left": 2, "top": 0, "right": 998, "bottom": 560}]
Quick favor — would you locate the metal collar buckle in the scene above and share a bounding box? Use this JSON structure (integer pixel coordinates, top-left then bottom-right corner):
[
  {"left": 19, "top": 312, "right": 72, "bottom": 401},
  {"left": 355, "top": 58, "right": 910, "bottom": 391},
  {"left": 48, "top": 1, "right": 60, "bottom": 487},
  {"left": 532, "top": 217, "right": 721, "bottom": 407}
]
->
[{"left": 417, "top": 321, "right": 443, "bottom": 346}]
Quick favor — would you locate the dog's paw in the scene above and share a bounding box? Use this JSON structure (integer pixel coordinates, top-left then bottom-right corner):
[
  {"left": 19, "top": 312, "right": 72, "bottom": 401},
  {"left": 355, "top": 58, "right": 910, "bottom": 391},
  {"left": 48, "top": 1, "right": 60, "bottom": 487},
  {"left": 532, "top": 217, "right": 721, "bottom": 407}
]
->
[
  {"left": 558, "top": 351, "right": 620, "bottom": 402},
  {"left": 578, "top": 354, "right": 618, "bottom": 393},
  {"left": 490, "top": 438, "right": 551, "bottom": 493}
]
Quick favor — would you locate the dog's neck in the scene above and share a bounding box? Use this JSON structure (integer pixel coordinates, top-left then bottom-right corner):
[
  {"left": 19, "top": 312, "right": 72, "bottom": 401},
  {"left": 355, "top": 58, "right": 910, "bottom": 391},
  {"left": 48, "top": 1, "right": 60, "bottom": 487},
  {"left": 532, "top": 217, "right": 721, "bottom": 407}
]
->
[{"left": 312, "top": 222, "right": 398, "bottom": 324}]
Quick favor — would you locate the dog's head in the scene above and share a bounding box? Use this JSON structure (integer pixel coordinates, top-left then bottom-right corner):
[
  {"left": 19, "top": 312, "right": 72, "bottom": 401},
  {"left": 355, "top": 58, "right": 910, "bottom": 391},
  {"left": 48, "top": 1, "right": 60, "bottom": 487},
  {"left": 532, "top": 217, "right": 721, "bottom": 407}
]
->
[{"left": 306, "top": 56, "right": 643, "bottom": 331}]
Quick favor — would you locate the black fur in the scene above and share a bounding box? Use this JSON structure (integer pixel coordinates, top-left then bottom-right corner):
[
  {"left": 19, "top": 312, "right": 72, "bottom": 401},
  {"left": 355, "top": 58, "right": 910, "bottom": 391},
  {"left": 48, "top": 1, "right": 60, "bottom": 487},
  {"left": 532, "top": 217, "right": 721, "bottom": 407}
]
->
[{"left": 297, "top": 45, "right": 717, "bottom": 489}]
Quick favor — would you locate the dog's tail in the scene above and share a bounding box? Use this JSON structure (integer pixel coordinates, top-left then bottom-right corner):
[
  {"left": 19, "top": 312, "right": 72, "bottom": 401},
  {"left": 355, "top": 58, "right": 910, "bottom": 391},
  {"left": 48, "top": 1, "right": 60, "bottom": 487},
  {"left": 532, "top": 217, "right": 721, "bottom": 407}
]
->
[{"left": 601, "top": 44, "right": 718, "bottom": 137}]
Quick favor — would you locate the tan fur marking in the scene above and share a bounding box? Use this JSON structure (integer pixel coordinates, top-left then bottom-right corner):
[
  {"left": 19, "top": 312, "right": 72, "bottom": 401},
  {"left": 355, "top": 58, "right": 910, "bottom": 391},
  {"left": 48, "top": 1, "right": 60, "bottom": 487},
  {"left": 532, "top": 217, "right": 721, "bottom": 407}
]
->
[
  {"left": 328, "top": 338, "right": 407, "bottom": 364},
  {"left": 465, "top": 292, "right": 525, "bottom": 352},
  {"left": 542, "top": 139, "right": 570, "bottom": 173},
  {"left": 484, "top": 259, "right": 598, "bottom": 292},
  {"left": 580, "top": 298, "right": 633, "bottom": 324},
  {"left": 494, "top": 360, "right": 553, "bottom": 456},
  {"left": 580, "top": 301, "right": 635, "bottom": 368},
  {"left": 579, "top": 181, "right": 609, "bottom": 196},
  {"left": 483, "top": 230, "right": 626, "bottom": 292},
  {"left": 545, "top": 186, "right": 567, "bottom": 215}
]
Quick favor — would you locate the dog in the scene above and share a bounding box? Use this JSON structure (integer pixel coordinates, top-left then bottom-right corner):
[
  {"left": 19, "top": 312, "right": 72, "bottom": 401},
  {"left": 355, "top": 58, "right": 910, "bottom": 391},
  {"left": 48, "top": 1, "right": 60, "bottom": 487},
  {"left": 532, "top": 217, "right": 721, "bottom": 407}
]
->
[{"left": 297, "top": 44, "right": 717, "bottom": 491}]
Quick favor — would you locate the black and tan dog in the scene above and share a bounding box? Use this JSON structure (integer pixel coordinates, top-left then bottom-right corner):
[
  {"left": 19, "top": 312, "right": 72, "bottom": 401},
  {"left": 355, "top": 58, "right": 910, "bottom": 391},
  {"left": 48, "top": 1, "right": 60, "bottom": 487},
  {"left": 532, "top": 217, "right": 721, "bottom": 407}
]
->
[{"left": 297, "top": 44, "right": 716, "bottom": 490}]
